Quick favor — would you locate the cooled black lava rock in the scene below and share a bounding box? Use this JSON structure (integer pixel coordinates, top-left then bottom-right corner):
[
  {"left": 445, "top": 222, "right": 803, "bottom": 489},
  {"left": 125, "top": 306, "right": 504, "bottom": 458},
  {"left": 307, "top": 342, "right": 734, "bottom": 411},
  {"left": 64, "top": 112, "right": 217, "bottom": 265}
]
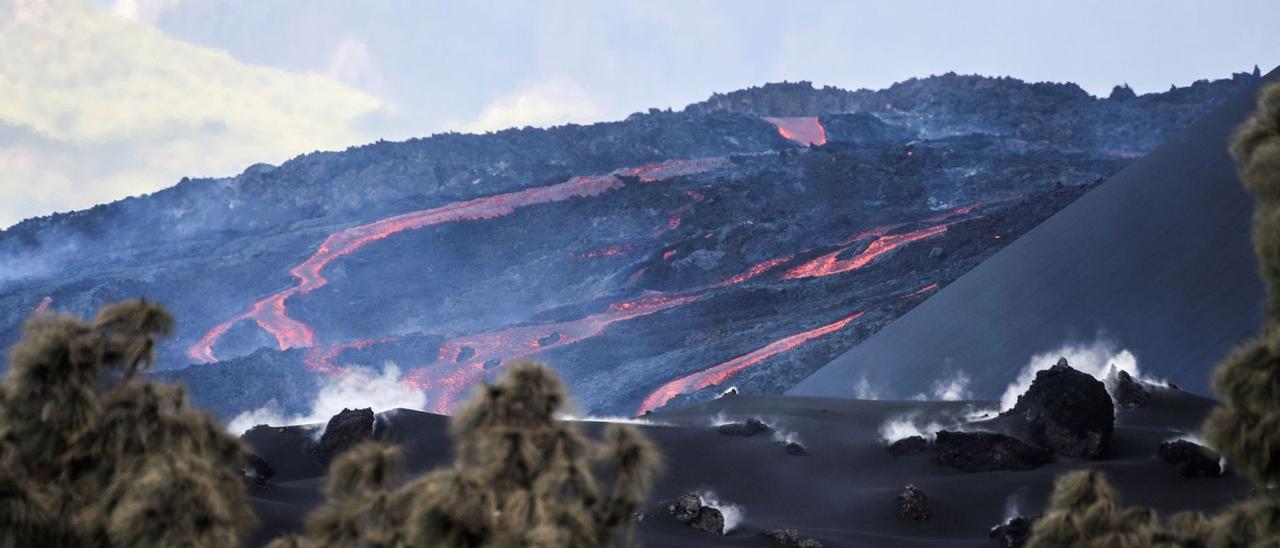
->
[
  {"left": 311, "top": 407, "right": 375, "bottom": 464},
  {"left": 1158, "top": 440, "right": 1222, "bottom": 477},
  {"left": 898, "top": 484, "right": 930, "bottom": 521},
  {"left": 1112, "top": 369, "right": 1151, "bottom": 409},
  {"left": 242, "top": 452, "right": 274, "bottom": 487},
  {"left": 933, "top": 431, "right": 1053, "bottom": 472},
  {"left": 989, "top": 516, "right": 1035, "bottom": 548},
  {"left": 784, "top": 442, "right": 808, "bottom": 456},
  {"left": 887, "top": 436, "right": 930, "bottom": 456},
  {"left": 668, "top": 494, "right": 703, "bottom": 523},
  {"left": 763, "top": 528, "right": 824, "bottom": 547},
  {"left": 718, "top": 417, "right": 771, "bottom": 437},
  {"left": 1007, "top": 358, "right": 1114, "bottom": 458},
  {"left": 692, "top": 506, "right": 726, "bottom": 535},
  {"left": 668, "top": 493, "right": 727, "bottom": 535}
]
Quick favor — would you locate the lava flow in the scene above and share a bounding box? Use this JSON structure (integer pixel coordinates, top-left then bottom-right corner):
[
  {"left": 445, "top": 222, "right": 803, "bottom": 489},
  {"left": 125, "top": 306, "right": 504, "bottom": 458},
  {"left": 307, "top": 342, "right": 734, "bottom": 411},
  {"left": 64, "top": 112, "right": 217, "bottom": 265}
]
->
[
  {"left": 404, "top": 292, "right": 700, "bottom": 413},
  {"left": 188, "top": 157, "right": 730, "bottom": 364},
  {"left": 782, "top": 224, "right": 950, "bottom": 280},
  {"left": 764, "top": 117, "right": 828, "bottom": 147},
  {"left": 32, "top": 296, "right": 52, "bottom": 314},
  {"left": 637, "top": 311, "right": 864, "bottom": 415}
]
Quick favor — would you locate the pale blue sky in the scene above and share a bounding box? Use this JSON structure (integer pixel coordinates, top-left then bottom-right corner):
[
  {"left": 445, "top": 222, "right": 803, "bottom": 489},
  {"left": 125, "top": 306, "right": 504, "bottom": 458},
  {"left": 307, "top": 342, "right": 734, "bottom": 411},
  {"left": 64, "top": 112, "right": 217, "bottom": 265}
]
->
[{"left": 2, "top": 0, "right": 1277, "bottom": 228}]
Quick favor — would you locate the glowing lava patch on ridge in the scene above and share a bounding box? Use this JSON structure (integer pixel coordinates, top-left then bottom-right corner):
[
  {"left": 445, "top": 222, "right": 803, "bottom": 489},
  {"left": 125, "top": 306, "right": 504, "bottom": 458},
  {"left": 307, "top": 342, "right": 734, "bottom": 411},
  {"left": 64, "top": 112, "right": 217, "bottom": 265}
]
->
[{"left": 764, "top": 116, "right": 828, "bottom": 147}]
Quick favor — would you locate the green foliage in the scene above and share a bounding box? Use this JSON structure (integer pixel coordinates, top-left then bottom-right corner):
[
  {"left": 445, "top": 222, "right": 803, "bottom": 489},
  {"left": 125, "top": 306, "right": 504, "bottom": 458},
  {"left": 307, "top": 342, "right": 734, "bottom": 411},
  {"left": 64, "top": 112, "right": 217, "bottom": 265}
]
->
[
  {"left": 0, "top": 300, "right": 252, "bottom": 547},
  {"left": 1028, "top": 82, "right": 1280, "bottom": 548},
  {"left": 281, "top": 361, "right": 662, "bottom": 547}
]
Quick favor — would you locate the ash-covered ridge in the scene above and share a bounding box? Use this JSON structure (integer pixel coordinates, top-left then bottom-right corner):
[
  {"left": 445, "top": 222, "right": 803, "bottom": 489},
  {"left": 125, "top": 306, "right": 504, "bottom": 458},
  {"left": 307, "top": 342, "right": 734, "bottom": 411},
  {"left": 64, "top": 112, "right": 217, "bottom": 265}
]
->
[{"left": 0, "top": 70, "right": 1263, "bottom": 420}]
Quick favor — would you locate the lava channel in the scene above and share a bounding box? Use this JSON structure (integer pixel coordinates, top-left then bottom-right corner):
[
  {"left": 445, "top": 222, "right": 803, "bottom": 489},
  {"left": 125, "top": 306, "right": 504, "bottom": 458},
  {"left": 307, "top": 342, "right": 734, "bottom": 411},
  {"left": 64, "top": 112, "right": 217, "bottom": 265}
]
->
[
  {"left": 637, "top": 311, "right": 864, "bottom": 415},
  {"left": 764, "top": 117, "right": 828, "bottom": 147},
  {"left": 188, "top": 157, "right": 730, "bottom": 364},
  {"left": 403, "top": 292, "right": 701, "bottom": 414}
]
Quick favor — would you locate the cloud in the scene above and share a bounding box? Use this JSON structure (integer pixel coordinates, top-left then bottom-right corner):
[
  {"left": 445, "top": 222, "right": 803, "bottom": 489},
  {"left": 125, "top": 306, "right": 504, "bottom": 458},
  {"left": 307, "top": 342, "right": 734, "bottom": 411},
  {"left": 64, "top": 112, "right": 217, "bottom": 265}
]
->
[
  {"left": 0, "top": 0, "right": 387, "bottom": 228},
  {"left": 109, "top": 0, "right": 180, "bottom": 24},
  {"left": 226, "top": 363, "right": 426, "bottom": 435},
  {"left": 455, "top": 78, "right": 604, "bottom": 133}
]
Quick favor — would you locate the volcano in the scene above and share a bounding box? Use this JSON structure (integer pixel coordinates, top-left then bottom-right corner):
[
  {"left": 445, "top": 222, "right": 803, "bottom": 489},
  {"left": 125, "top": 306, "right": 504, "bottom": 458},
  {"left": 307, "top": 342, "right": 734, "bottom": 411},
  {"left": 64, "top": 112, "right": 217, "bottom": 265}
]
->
[
  {"left": 0, "top": 71, "right": 1264, "bottom": 420},
  {"left": 791, "top": 67, "right": 1278, "bottom": 401}
]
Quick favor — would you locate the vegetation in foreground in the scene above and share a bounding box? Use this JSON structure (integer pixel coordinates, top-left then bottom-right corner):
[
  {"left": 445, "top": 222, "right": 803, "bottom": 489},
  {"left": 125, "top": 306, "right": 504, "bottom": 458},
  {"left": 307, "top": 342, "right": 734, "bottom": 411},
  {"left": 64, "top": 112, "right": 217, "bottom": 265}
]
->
[
  {"left": 267, "top": 362, "right": 661, "bottom": 548},
  {"left": 1026, "top": 83, "right": 1280, "bottom": 547}
]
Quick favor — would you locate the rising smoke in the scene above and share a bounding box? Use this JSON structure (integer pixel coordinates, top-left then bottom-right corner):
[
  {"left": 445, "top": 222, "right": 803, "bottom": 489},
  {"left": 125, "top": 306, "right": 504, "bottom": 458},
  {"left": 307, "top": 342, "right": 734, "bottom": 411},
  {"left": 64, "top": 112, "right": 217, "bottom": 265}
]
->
[
  {"left": 998, "top": 338, "right": 1149, "bottom": 412},
  {"left": 694, "top": 490, "right": 745, "bottom": 533},
  {"left": 227, "top": 363, "right": 425, "bottom": 434}
]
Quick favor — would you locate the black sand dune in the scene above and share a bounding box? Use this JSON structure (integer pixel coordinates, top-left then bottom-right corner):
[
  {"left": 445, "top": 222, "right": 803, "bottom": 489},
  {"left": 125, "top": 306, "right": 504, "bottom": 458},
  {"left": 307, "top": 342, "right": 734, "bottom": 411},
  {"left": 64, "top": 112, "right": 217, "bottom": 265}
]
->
[
  {"left": 243, "top": 388, "right": 1251, "bottom": 547},
  {"left": 791, "top": 68, "right": 1278, "bottom": 401}
]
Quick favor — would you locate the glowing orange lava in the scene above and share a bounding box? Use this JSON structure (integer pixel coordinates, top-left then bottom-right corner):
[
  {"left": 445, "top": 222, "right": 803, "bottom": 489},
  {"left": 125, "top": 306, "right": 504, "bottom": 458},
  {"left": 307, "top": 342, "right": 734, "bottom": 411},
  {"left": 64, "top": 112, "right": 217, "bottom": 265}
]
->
[
  {"left": 302, "top": 337, "right": 399, "bottom": 375},
  {"left": 763, "top": 117, "right": 828, "bottom": 146},
  {"left": 582, "top": 244, "right": 635, "bottom": 259},
  {"left": 404, "top": 293, "right": 699, "bottom": 413},
  {"left": 189, "top": 157, "right": 730, "bottom": 364},
  {"left": 637, "top": 311, "right": 864, "bottom": 415},
  {"left": 782, "top": 225, "right": 949, "bottom": 280}
]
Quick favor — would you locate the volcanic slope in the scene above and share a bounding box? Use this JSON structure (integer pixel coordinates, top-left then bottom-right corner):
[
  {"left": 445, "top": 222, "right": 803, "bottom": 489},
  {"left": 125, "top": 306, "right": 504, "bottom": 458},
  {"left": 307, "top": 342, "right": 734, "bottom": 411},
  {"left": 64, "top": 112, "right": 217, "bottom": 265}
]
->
[
  {"left": 0, "top": 72, "right": 1262, "bottom": 419},
  {"left": 791, "top": 67, "right": 1278, "bottom": 401}
]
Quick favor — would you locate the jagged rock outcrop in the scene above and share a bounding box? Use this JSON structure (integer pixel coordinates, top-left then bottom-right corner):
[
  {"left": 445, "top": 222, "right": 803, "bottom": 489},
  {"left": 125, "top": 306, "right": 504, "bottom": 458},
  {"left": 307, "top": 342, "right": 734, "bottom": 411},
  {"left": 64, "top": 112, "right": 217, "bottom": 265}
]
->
[
  {"left": 762, "top": 528, "right": 824, "bottom": 547},
  {"left": 887, "top": 436, "right": 929, "bottom": 456},
  {"left": 718, "top": 418, "right": 771, "bottom": 437},
  {"left": 1008, "top": 359, "right": 1114, "bottom": 458},
  {"left": 898, "top": 484, "right": 930, "bottom": 521},
  {"left": 311, "top": 407, "right": 375, "bottom": 464},
  {"left": 989, "top": 516, "right": 1035, "bottom": 548},
  {"left": 1112, "top": 369, "right": 1151, "bottom": 409},
  {"left": 933, "top": 431, "right": 1053, "bottom": 472},
  {"left": 1158, "top": 440, "right": 1222, "bottom": 478}
]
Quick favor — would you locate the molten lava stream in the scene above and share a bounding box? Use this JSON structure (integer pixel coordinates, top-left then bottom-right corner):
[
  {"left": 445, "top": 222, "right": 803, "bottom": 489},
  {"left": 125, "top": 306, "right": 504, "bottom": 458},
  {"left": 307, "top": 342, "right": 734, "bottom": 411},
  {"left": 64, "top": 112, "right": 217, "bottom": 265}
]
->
[
  {"left": 764, "top": 117, "right": 827, "bottom": 147},
  {"left": 637, "top": 311, "right": 864, "bottom": 415},
  {"left": 783, "top": 224, "right": 950, "bottom": 280},
  {"left": 302, "top": 337, "right": 399, "bottom": 375},
  {"left": 187, "top": 156, "right": 731, "bottom": 364},
  {"left": 403, "top": 292, "right": 701, "bottom": 414}
]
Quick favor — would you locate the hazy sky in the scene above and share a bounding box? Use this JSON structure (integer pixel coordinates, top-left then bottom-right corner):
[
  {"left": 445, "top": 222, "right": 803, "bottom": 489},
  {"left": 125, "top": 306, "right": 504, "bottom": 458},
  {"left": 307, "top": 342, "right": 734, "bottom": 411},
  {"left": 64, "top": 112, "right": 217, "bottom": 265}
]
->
[{"left": 1, "top": 0, "right": 1277, "bottom": 228}]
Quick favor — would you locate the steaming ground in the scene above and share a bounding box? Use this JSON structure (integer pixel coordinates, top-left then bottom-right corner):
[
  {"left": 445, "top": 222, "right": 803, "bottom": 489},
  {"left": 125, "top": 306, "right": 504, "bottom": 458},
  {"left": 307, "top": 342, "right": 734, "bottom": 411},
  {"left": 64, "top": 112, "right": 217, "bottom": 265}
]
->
[{"left": 242, "top": 389, "right": 1252, "bottom": 547}]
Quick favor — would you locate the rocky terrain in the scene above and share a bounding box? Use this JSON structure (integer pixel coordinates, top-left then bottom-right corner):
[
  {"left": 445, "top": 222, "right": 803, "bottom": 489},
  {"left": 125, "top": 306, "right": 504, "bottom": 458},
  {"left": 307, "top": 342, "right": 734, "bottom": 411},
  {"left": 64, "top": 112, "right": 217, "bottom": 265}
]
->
[
  {"left": 0, "top": 70, "right": 1264, "bottom": 420},
  {"left": 241, "top": 359, "right": 1253, "bottom": 547},
  {"left": 793, "top": 67, "right": 1277, "bottom": 403}
]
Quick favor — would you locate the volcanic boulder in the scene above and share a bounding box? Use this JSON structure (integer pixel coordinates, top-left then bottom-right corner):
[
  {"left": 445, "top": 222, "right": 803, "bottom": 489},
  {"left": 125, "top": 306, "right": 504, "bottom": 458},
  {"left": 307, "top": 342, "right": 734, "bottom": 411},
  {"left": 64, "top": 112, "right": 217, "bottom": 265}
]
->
[
  {"left": 242, "top": 452, "right": 275, "bottom": 487},
  {"left": 668, "top": 494, "right": 703, "bottom": 523},
  {"left": 784, "top": 442, "right": 808, "bottom": 456},
  {"left": 311, "top": 407, "right": 376, "bottom": 464},
  {"left": 692, "top": 506, "right": 726, "bottom": 535},
  {"left": 933, "top": 431, "right": 1053, "bottom": 472},
  {"left": 887, "top": 435, "right": 930, "bottom": 456},
  {"left": 763, "top": 528, "right": 825, "bottom": 547},
  {"left": 989, "top": 516, "right": 1035, "bottom": 548},
  {"left": 1158, "top": 440, "right": 1223, "bottom": 477},
  {"left": 1008, "top": 358, "right": 1114, "bottom": 458},
  {"left": 1111, "top": 369, "right": 1151, "bottom": 409},
  {"left": 898, "top": 484, "right": 930, "bottom": 521},
  {"left": 718, "top": 417, "right": 771, "bottom": 437},
  {"left": 668, "top": 493, "right": 726, "bottom": 535}
]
